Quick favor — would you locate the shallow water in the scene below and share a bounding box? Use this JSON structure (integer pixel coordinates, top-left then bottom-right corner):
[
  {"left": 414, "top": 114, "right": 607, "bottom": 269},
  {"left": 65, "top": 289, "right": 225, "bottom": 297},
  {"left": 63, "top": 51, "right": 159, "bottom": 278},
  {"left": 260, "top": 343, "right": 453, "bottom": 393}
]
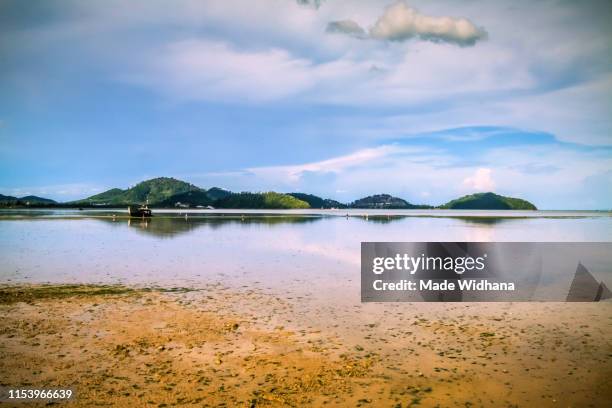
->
[{"left": 1, "top": 209, "right": 611, "bottom": 293}]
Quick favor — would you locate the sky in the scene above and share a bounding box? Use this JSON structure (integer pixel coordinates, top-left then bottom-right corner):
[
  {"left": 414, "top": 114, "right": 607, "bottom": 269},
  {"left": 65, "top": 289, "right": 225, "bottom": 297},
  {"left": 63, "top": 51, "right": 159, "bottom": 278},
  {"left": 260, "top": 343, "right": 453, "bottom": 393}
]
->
[{"left": 0, "top": 0, "right": 611, "bottom": 209}]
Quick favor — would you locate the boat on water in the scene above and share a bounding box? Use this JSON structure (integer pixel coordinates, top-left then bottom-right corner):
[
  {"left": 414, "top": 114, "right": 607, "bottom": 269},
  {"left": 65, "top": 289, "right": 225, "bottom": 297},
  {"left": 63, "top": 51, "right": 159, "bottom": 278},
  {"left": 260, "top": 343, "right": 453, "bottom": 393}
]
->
[{"left": 128, "top": 203, "right": 152, "bottom": 218}]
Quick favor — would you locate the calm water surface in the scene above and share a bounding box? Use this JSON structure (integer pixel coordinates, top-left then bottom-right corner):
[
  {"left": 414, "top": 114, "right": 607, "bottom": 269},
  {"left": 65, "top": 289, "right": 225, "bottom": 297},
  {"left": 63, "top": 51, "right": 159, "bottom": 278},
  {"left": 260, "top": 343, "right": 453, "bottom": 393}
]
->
[{"left": 1, "top": 209, "right": 611, "bottom": 296}]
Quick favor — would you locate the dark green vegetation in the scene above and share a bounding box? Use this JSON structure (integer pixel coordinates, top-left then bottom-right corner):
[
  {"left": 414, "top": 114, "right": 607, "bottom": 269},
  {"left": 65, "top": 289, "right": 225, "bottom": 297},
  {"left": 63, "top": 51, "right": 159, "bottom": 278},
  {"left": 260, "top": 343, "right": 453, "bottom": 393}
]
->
[
  {"left": 0, "top": 284, "right": 199, "bottom": 304},
  {"left": 287, "top": 193, "right": 347, "bottom": 209},
  {"left": 73, "top": 177, "right": 200, "bottom": 206},
  {"left": 351, "top": 194, "right": 433, "bottom": 209},
  {"left": 71, "top": 178, "right": 309, "bottom": 209},
  {"left": 157, "top": 190, "right": 215, "bottom": 208},
  {"left": 19, "top": 195, "right": 57, "bottom": 204},
  {"left": 0, "top": 284, "right": 138, "bottom": 304},
  {"left": 0, "top": 194, "right": 57, "bottom": 207},
  {"left": 216, "top": 192, "right": 310, "bottom": 209},
  {"left": 205, "top": 187, "right": 232, "bottom": 201},
  {"left": 155, "top": 187, "right": 231, "bottom": 208},
  {"left": 439, "top": 192, "right": 537, "bottom": 210},
  {"left": 0, "top": 194, "right": 18, "bottom": 206},
  {"left": 74, "top": 178, "right": 310, "bottom": 209},
  {"left": 2, "top": 177, "right": 538, "bottom": 210}
]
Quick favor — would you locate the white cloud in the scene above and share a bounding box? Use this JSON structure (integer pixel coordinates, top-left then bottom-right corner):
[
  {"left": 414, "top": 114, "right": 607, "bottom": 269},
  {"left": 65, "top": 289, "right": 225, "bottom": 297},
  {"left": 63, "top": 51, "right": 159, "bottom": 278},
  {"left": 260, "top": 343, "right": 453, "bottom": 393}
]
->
[
  {"left": 235, "top": 145, "right": 467, "bottom": 203},
  {"left": 86, "top": 0, "right": 608, "bottom": 147},
  {"left": 496, "top": 73, "right": 612, "bottom": 146},
  {"left": 124, "top": 38, "right": 381, "bottom": 104},
  {"left": 127, "top": 39, "right": 315, "bottom": 103},
  {"left": 175, "top": 134, "right": 611, "bottom": 209},
  {"left": 462, "top": 168, "right": 495, "bottom": 192},
  {"left": 370, "top": 1, "right": 487, "bottom": 46},
  {"left": 6, "top": 0, "right": 610, "bottom": 147},
  {"left": 247, "top": 145, "right": 400, "bottom": 183},
  {"left": 328, "top": 1, "right": 487, "bottom": 46}
]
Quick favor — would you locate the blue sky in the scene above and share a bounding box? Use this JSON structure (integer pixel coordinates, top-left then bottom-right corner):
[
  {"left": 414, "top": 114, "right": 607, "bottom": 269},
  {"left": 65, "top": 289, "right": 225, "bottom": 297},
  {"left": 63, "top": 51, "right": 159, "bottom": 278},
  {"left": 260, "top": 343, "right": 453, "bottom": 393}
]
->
[{"left": 0, "top": 0, "right": 611, "bottom": 209}]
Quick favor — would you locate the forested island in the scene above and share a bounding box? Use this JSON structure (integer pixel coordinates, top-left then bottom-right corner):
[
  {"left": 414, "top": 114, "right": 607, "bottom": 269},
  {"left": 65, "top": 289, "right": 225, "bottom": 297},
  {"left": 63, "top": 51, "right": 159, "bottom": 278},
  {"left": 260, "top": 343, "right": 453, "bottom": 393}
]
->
[{"left": 1, "top": 177, "right": 538, "bottom": 210}]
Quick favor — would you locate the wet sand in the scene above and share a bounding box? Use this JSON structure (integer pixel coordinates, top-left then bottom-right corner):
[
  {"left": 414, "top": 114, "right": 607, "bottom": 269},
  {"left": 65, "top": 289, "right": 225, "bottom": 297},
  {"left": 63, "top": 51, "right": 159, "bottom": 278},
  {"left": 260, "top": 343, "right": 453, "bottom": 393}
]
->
[{"left": 0, "top": 284, "right": 611, "bottom": 407}]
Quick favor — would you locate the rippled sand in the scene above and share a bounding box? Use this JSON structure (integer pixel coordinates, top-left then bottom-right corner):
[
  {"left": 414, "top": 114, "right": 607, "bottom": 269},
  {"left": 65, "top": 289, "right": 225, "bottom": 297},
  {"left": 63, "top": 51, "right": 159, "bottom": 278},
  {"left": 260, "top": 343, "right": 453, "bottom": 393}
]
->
[{"left": 0, "top": 285, "right": 611, "bottom": 407}]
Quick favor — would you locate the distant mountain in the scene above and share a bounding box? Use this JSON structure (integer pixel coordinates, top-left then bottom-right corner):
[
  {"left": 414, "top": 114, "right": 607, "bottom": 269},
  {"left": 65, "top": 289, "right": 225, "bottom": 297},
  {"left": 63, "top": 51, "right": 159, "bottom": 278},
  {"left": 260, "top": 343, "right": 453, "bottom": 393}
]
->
[
  {"left": 287, "top": 193, "right": 347, "bottom": 209},
  {"left": 19, "top": 195, "right": 57, "bottom": 205},
  {"left": 76, "top": 177, "right": 201, "bottom": 205},
  {"left": 215, "top": 192, "right": 310, "bottom": 209},
  {"left": 16, "top": 176, "right": 538, "bottom": 210},
  {"left": 161, "top": 190, "right": 309, "bottom": 209},
  {"left": 440, "top": 192, "right": 537, "bottom": 210},
  {"left": 0, "top": 194, "right": 19, "bottom": 205},
  {"left": 74, "top": 178, "right": 308, "bottom": 209},
  {"left": 85, "top": 188, "right": 124, "bottom": 203},
  {"left": 351, "top": 194, "right": 433, "bottom": 209},
  {"left": 0, "top": 194, "right": 56, "bottom": 206}
]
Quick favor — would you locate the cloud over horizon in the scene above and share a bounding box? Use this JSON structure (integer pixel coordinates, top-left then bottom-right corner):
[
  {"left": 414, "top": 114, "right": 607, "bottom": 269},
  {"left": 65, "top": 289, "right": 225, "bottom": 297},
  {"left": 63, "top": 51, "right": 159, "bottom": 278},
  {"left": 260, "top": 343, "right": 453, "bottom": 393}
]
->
[
  {"left": 185, "top": 127, "right": 612, "bottom": 209},
  {"left": 462, "top": 168, "right": 495, "bottom": 191}
]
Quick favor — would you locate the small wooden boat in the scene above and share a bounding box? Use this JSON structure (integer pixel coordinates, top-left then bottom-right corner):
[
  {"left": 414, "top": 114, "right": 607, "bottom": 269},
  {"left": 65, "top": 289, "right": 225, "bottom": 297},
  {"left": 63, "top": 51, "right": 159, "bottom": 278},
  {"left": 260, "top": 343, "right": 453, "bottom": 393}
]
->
[{"left": 128, "top": 203, "right": 152, "bottom": 218}]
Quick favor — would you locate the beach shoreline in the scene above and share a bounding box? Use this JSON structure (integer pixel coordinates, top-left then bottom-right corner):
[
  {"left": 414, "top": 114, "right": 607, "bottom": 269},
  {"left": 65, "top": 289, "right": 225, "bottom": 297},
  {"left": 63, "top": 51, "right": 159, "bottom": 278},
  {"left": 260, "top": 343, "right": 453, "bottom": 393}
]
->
[{"left": 1, "top": 284, "right": 610, "bottom": 407}]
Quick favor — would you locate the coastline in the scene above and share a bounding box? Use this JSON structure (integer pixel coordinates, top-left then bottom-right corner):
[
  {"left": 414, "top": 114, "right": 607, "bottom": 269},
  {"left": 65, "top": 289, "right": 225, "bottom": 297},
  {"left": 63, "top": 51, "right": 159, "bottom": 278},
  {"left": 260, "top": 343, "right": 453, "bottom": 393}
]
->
[{"left": 1, "top": 207, "right": 611, "bottom": 220}]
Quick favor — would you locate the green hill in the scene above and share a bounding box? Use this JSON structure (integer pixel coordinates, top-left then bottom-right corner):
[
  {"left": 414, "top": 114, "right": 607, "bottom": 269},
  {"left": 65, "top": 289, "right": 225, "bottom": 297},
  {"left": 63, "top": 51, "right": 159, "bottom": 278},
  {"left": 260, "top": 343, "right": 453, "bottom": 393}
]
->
[
  {"left": 205, "top": 187, "right": 232, "bottom": 201},
  {"left": 351, "top": 194, "right": 432, "bottom": 209},
  {"left": 85, "top": 188, "right": 124, "bottom": 203},
  {"left": 19, "top": 195, "right": 57, "bottom": 205},
  {"left": 63, "top": 177, "right": 537, "bottom": 210},
  {"left": 0, "top": 194, "right": 19, "bottom": 206},
  {"left": 440, "top": 192, "right": 537, "bottom": 210},
  {"left": 77, "top": 177, "right": 201, "bottom": 205},
  {"left": 287, "top": 193, "right": 347, "bottom": 209},
  {"left": 0, "top": 194, "right": 57, "bottom": 206},
  {"left": 215, "top": 192, "right": 310, "bottom": 209},
  {"left": 75, "top": 179, "right": 308, "bottom": 209}
]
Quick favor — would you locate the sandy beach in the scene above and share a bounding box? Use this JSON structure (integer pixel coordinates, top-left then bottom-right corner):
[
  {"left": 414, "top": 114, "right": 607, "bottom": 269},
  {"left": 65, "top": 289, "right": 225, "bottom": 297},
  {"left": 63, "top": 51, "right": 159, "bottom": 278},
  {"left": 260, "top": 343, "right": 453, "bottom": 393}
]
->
[{"left": 1, "top": 284, "right": 610, "bottom": 407}]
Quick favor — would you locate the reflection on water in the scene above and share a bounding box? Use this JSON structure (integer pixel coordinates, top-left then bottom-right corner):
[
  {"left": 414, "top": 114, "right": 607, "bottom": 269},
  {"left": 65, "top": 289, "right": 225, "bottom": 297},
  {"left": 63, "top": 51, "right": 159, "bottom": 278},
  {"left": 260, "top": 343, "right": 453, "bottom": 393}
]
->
[
  {"left": 1, "top": 211, "right": 611, "bottom": 301},
  {"left": 1, "top": 208, "right": 611, "bottom": 219},
  {"left": 120, "top": 216, "right": 323, "bottom": 237},
  {"left": 453, "top": 217, "right": 514, "bottom": 225},
  {"left": 115, "top": 214, "right": 540, "bottom": 238}
]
